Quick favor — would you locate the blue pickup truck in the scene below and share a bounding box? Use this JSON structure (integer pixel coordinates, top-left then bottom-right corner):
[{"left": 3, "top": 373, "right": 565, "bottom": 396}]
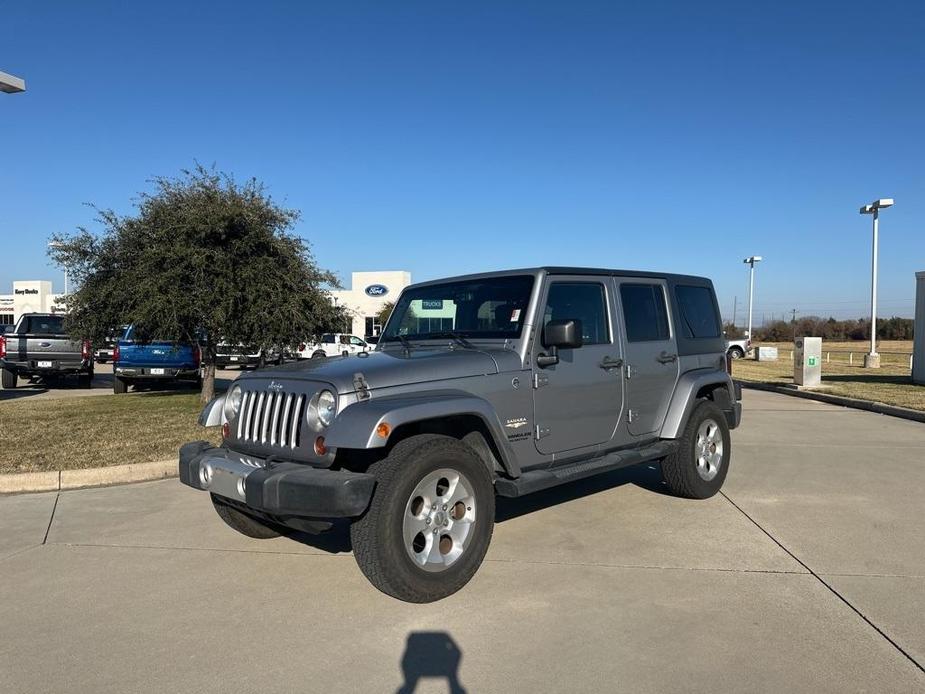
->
[{"left": 112, "top": 325, "right": 202, "bottom": 394}]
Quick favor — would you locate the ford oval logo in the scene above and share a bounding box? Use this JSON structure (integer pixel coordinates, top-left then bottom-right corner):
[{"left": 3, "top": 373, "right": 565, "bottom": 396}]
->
[{"left": 365, "top": 284, "right": 388, "bottom": 297}]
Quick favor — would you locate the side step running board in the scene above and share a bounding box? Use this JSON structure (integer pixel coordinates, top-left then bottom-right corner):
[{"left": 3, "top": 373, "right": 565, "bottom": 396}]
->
[{"left": 494, "top": 440, "right": 678, "bottom": 498}]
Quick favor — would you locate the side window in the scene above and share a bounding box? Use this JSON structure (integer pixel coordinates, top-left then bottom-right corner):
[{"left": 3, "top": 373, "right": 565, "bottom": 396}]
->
[
  {"left": 321, "top": 334, "right": 335, "bottom": 344},
  {"left": 350, "top": 336, "right": 365, "bottom": 346},
  {"left": 675, "top": 285, "right": 720, "bottom": 339},
  {"left": 543, "top": 282, "right": 609, "bottom": 345},
  {"left": 620, "top": 284, "right": 670, "bottom": 342}
]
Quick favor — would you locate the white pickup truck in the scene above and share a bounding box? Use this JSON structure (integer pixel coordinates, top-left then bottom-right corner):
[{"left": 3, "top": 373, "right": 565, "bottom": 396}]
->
[
  {"left": 294, "top": 333, "right": 369, "bottom": 360},
  {"left": 725, "top": 338, "right": 750, "bottom": 360}
]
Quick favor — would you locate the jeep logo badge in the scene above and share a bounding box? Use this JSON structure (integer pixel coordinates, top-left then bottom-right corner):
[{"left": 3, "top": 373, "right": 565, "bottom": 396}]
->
[
  {"left": 268, "top": 381, "right": 284, "bottom": 392},
  {"left": 365, "top": 284, "right": 388, "bottom": 297}
]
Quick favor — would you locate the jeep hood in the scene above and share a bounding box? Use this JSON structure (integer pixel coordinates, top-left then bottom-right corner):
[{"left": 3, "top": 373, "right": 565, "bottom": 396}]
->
[{"left": 241, "top": 347, "right": 519, "bottom": 394}]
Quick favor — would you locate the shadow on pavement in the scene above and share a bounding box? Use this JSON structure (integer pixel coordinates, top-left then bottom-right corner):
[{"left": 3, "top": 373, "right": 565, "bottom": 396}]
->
[
  {"left": 396, "top": 632, "right": 466, "bottom": 694},
  {"left": 285, "top": 462, "right": 668, "bottom": 555},
  {"left": 822, "top": 374, "right": 912, "bottom": 385}
]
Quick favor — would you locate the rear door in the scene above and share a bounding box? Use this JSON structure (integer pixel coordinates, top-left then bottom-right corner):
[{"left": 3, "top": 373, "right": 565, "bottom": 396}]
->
[
  {"left": 532, "top": 276, "right": 624, "bottom": 455},
  {"left": 614, "top": 278, "right": 680, "bottom": 437}
]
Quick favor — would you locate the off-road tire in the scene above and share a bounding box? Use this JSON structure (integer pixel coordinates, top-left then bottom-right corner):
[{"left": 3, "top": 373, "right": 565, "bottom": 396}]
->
[
  {"left": 211, "top": 494, "right": 282, "bottom": 539},
  {"left": 728, "top": 347, "right": 745, "bottom": 360},
  {"left": 350, "top": 434, "right": 495, "bottom": 603},
  {"left": 661, "top": 399, "right": 730, "bottom": 499},
  {"left": 1, "top": 368, "right": 15, "bottom": 389},
  {"left": 113, "top": 377, "right": 128, "bottom": 394}
]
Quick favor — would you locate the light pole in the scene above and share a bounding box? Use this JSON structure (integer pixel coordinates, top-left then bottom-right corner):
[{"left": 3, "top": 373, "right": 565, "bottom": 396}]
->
[
  {"left": 743, "top": 256, "right": 762, "bottom": 347},
  {"left": 0, "top": 70, "right": 26, "bottom": 93},
  {"left": 859, "top": 198, "right": 894, "bottom": 368},
  {"left": 47, "top": 241, "right": 69, "bottom": 295}
]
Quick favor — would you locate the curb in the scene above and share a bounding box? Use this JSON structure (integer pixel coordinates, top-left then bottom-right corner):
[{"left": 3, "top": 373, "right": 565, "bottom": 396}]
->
[
  {"left": 739, "top": 381, "right": 925, "bottom": 424},
  {"left": 0, "top": 459, "right": 178, "bottom": 496}
]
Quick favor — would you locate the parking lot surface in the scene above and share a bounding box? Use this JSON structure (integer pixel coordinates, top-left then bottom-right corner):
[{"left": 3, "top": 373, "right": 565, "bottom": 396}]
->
[
  {"left": 0, "top": 367, "right": 243, "bottom": 401},
  {"left": 1, "top": 390, "right": 924, "bottom": 693}
]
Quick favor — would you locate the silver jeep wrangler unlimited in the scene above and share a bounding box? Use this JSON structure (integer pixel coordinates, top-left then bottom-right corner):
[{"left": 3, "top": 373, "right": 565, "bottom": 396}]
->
[{"left": 180, "top": 267, "right": 741, "bottom": 602}]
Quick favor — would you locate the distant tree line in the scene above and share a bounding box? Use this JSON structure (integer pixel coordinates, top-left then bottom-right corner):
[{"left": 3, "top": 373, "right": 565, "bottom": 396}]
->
[{"left": 724, "top": 316, "right": 914, "bottom": 343}]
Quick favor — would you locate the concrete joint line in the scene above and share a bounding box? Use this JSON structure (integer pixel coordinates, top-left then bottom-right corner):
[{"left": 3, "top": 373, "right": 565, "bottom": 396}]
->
[
  {"left": 720, "top": 491, "right": 925, "bottom": 675},
  {"left": 42, "top": 493, "right": 59, "bottom": 545}
]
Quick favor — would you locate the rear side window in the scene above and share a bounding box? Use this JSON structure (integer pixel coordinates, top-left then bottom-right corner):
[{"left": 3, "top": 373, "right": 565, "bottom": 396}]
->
[
  {"left": 620, "top": 284, "right": 670, "bottom": 342},
  {"left": 675, "top": 285, "right": 721, "bottom": 339},
  {"left": 321, "top": 334, "right": 335, "bottom": 344},
  {"left": 543, "top": 282, "right": 610, "bottom": 345}
]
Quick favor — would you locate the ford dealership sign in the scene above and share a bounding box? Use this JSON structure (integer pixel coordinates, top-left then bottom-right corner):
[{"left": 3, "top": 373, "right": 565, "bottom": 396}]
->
[{"left": 365, "top": 284, "right": 389, "bottom": 297}]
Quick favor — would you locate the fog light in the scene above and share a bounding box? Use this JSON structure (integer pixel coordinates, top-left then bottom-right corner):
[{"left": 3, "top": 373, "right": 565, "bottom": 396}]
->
[
  {"left": 314, "top": 436, "right": 327, "bottom": 456},
  {"left": 199, "top": 463, "right": 213, "bottom": 487}
]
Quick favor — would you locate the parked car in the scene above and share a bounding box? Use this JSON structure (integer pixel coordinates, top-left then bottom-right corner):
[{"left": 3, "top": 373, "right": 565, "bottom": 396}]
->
[
  {"left": 94, "top": 327, "right": 126, "bottom": 364},
  {"left": 0, "top": 313, "right": 93, "bottom": 389},
  {"left": 112, "top": 325, "right": 201, "bottom": 394},
  {"left": 725, "top": 338, "right": 750, "bottom": 360},
  {"left": 180, "top": 267, "right": 741, "bottom": 602},
  {"left": 294, "top": 333, "right": 369, "bottom": 359},
  {"left": 214, "top": 343, "right": 283, "bottom": 369}
]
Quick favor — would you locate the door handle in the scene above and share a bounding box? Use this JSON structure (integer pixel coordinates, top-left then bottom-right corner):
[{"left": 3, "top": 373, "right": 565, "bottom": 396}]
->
[
  {"left": 656, "top": 351, "right": 678, "bottom": 364},
  {"left": 599, "top": 357, "right": 624, "bottom": 370}
]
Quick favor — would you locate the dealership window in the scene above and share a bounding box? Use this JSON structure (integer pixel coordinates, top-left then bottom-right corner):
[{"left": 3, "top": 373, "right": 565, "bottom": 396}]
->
[
  {"left": 364, "top": 316, "right": 383, "bottom": 338},
  {"left": 0, "top": 313, "right": 13, "bottom": 327},
  {"left": 620, "top": 284, "right": 670, "bottom": 342}
]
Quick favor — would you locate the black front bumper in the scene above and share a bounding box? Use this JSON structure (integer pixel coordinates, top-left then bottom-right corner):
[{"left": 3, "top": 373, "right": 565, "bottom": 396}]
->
[{"left": 179, "top": 441, "right": 376, "bottom": 519}]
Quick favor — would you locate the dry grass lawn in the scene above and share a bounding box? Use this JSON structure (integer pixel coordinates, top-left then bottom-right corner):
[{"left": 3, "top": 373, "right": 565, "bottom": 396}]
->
[
  {"left": 0, "top": 393, "right": 220, "bottom": 474},
  {"left": 734, "top": 340, "right": 923, "bottom": 411}
]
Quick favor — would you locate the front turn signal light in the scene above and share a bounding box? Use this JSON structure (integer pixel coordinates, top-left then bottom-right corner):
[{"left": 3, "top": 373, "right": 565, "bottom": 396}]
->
[{"left": 375, "top": 423, "right": 391, "bottom": 439}]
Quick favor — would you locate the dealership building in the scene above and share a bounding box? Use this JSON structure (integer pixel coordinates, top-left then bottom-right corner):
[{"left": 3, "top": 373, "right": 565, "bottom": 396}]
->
[
  {"left": 0, "top": 280, "right": 64, "bottom": 327},
  {"left": 331, "top": 271, "right": 413, "bottom": 338}
]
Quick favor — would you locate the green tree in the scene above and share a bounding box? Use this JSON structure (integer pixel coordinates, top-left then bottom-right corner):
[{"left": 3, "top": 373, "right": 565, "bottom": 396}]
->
[
  {"left": 377, "top": 301, "right": 395, "bottom": 328},
  {"left": 48, "top": 165, "right": 346, "bottom": 402}
]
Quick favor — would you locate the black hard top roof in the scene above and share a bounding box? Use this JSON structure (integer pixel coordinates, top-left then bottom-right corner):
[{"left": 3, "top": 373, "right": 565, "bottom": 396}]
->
[{"left": 409, "top": 267, "right": 714, "bottom": 287}]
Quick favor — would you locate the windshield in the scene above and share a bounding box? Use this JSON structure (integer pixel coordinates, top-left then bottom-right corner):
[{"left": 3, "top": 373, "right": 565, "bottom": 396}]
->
[{"left": 381, "top": 275, "right": 534, "bottom": 342}]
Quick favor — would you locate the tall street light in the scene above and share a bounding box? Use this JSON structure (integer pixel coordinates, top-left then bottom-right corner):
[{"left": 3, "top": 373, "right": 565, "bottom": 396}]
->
[
  {"left": 48, "top": 241, "right": 69, "bottom": 295},
  {"left": 0, "top": 70, "right": 26, "bottom": 93},
  {"left": 859, "top": 198, "right": 894, "bottom": 368},
  {"left": 743, "top": 255, "right": 762, "bottom": 347}
]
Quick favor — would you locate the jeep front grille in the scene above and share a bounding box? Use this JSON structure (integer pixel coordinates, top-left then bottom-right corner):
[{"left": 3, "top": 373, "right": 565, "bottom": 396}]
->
[{"left": 236, "top": 389, "right": 306, "bottom": 449}]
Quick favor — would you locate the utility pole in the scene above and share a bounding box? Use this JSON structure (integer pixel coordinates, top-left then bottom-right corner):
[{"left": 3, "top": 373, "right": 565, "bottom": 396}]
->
[
  {"left": 859, "top": 198, "right": 893, "bottom": 368},
  {"left": 791, "top": 308, "right": 798, "bottom": 342},
  {"left": 743, "top": 256, "right": 763, "bottom": 344},
  {"left": 732, "top": 296, "right": 738, "bottom": 330}
]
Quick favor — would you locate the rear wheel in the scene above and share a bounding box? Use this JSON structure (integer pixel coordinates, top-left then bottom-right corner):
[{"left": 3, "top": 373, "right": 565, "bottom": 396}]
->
[
  {"left": 113, "top": 377, "right": 128, "bottom": 394},
  {"left": 312, "top": 351, "right": 326, "bottom": 360},
  {"left": 728, "top": 346, "right": 745, "bottom": 360},
  {"left": 211, "top": 494, "right": 282, "bottom": 539},
  {"left": 661, "top": 400, "right": 730, "bottom": 499},
  {"left": 1, "top": 368, "right": 15, "bottom": 389},
  {"left": 350, "top": 434, "right": 494, "bottom": 603}
]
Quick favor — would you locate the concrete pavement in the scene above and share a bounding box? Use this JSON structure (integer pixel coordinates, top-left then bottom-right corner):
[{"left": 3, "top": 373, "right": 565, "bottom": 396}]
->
[{"left": 1, "top": 390, "right": 924, "bottom": 693}]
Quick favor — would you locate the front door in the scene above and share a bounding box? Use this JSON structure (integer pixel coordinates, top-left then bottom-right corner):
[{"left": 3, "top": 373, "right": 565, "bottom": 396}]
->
[
  {"left": 532, "top": 278, "right": 624, "bottom": 455},
  {"left": 614, "top": 278, "right": 680, "bottom": 437}
]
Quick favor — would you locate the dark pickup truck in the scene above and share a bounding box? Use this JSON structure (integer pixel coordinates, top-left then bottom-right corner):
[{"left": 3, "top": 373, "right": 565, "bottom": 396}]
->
[{"left": 0, "top": 313, "right": 94, "bottom": 389}]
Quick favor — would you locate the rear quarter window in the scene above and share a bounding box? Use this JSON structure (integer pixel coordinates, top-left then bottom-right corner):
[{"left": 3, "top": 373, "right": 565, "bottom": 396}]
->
[{"left": 675, "top": 285, "right": 721, "bottom": 339}]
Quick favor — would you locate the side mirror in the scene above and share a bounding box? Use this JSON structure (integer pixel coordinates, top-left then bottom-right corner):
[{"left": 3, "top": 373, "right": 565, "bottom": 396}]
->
[
  {"left": 537, "top": 319, "right": 583, "bottom": 367},
  {"left": 3, "top": 325, "right": 13, "bottom": 335}
]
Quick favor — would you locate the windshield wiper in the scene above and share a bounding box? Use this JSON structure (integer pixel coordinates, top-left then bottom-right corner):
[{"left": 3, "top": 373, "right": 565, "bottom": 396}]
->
[
  {"left": 382, "top": 334, "right": 414, "bottom": 353},
  {"left": 430, "top": 331, "right": 475, "bottom": 350}
]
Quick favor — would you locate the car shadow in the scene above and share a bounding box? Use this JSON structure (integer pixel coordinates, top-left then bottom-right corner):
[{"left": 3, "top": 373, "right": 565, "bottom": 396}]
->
[{"left": 284, "top": 462, "right": 668, "bottom": 555}]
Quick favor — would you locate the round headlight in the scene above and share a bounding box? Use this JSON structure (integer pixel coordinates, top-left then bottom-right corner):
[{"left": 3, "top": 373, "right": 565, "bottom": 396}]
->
[
  {"left": 317, "top": 389, "right": 336, "bottom": 427},
  {"left": 224, "top": 384, "right": 243, "bottom": 421}
]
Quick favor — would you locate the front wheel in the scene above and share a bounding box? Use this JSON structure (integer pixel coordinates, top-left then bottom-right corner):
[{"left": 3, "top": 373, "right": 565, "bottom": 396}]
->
[
  {"left": 350, "top": 434, "right": 495, "bottom": 603},
  {"left": 661, "top": 399, "right": 731, "bottom": 499}
]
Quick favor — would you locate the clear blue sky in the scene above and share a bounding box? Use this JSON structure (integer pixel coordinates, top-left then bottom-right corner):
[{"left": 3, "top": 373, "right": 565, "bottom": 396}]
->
[{"left": 2, "top": 1, "right": 924, "bottom": 323}]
